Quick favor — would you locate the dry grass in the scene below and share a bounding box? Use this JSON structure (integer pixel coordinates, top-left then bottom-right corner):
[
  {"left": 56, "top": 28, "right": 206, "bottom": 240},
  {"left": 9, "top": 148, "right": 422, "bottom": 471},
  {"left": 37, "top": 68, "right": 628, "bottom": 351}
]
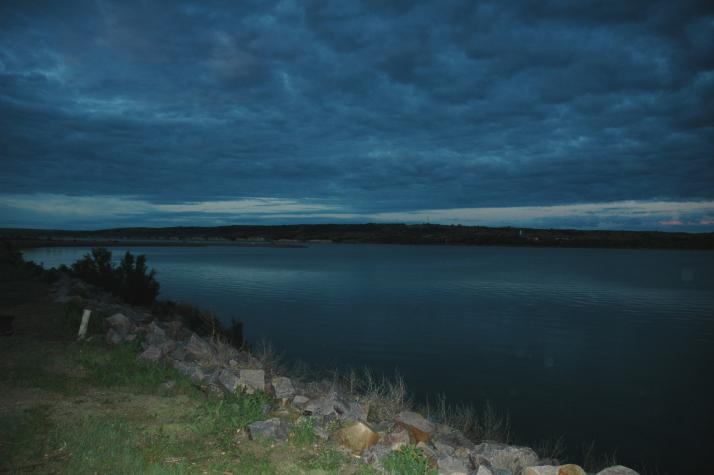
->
[
  {"left": 424, "top": 394, "right": 511, "bottom": 443},
  {"left": 533, "top": 435, "right": 566, "bottom": 463}
]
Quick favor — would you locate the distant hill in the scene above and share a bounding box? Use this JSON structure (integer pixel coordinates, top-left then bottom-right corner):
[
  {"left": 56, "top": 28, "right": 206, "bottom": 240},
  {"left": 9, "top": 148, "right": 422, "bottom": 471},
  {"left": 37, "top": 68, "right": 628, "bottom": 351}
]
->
[{"left": 2, "top": 223, "right": 713, "bottom": 249}]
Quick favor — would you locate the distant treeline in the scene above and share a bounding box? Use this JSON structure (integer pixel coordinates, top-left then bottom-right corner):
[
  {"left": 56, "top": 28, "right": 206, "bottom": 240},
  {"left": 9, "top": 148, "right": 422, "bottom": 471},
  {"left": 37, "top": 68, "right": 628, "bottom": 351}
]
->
[{"left": 2, "top": 223, "right": 713, "bottom": 249}]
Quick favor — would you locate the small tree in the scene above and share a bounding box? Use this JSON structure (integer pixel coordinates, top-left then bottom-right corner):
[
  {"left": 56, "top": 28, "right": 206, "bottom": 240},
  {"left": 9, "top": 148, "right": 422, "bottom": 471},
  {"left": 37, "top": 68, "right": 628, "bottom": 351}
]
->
[
  {"left": 116, "top": 251, "right": 160, "bottom": 305},
  {"left": 70, "top": 248, "right": 159, "bottom": 306}
]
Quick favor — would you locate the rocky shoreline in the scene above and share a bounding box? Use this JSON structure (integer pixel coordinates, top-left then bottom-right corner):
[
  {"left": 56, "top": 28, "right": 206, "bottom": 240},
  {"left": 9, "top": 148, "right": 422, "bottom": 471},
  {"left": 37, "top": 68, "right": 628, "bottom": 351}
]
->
[{"left": 50, "top": 271, "right": 639, "bottom": 475}]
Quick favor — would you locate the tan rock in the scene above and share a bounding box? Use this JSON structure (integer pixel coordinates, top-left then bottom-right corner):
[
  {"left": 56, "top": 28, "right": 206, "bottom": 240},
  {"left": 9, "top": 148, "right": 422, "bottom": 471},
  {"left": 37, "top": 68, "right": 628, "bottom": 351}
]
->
[
  {"left": 524, "top": 466, "right": 559, "bottom": 475},
  {"left": 334, "top": 421, "right": 380, "bottom": 454},
  {"left": 395, "top": 411, "right": 435, "bottom": 443},
  {"left": 558, "top": 464, "right": 587, "bottom": 475}
]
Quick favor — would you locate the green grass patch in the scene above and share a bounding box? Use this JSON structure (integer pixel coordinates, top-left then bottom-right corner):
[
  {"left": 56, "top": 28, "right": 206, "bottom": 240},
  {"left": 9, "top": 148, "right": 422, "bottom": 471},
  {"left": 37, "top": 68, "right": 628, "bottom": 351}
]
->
[
  {"left": 290, "top": 416, "right": 317, "bottom": 446},
  {"left": 383, "top": 444, "right": 437, "bottom": 475},
  {"left": 0, "top": 405, "right": 54, "bottom": 472},
  {"left": 193, "top": 391, "right": 272, "bottom": 448},
  {"left": 76, "top": 341, "right": 197, "bottom": 395},
  {"left": 60, "top": 297, "right": 107, "bottom": 338},
  {"left": 298, "top": 446, "right": 349, "bottom": 473}
]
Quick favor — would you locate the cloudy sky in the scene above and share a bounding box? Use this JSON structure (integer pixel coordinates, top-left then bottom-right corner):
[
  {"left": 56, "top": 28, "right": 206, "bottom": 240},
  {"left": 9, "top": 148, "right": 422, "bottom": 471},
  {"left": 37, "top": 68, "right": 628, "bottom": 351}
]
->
[{"left": 1, "top": 0, "right": 713, "bottom": 231}]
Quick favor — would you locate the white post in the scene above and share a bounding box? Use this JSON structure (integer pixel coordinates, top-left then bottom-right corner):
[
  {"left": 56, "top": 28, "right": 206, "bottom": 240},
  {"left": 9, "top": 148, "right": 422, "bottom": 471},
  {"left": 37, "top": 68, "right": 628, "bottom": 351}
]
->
[{"left": 77, "top": 309, "right": 91, "bottom": 340}]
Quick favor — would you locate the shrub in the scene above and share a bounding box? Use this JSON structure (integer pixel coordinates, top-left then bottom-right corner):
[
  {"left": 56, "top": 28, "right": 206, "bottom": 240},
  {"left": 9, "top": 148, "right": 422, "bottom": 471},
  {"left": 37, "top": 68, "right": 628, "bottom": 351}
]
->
[{"left": 70, "top": 248, "right": 159, "bottom": 306}]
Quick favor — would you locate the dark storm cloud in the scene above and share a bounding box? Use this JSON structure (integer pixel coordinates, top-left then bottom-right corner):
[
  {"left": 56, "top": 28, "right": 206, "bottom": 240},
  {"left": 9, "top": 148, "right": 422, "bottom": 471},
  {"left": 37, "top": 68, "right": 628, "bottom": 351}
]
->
[{"left": 0, "top": 0, "right": 713, "bottom": 229}]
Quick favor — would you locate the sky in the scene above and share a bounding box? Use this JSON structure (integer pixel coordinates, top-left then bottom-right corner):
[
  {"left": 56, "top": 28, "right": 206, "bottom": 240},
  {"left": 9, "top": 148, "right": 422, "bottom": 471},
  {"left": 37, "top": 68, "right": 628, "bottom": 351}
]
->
[{"left": 1, "top": 0, "right": 713, "bottom": 231}]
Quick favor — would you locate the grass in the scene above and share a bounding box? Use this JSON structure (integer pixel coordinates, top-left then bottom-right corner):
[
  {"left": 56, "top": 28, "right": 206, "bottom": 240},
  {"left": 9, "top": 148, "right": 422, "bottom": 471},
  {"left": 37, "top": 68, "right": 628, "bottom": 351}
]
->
[
  {"left": 77, "top": 341, "right": 198, "bottom": 395},
  {"left": 424, "top": 394, "right": 512, "bottom": 443},
  {"left": 290, "top": 416, "right": 318, "bottom": 446},
  {"left": 298, "top": 446, "right": 350, "bottom": 472},
  {"left": 0, "top": 334, "right": 371, "bottom": 474},
  {"left": 0, "top": 405, "right": 54, "bottom": 472},
  {"left": 383, "top": 445, "right": 437, "bottom": 475},
  {"left": 60, "top": 296, "right": 107, "bottom": 338}
]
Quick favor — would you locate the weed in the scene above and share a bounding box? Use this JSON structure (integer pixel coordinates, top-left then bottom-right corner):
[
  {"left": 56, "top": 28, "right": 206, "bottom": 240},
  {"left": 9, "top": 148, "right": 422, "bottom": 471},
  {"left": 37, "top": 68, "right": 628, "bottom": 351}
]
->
[
  {"left": 299, "top": 447, "right": 348, "bottom": 472},
  {"left": 533, "top": 435, "right": 566, "bottom": 462},
  {"left": 290, "top": 416, "right": 318, "bottom": 446},
  {"left": 424, "top": 395, "right": 511, "bottom": 443},
  {"left": 383, "top": 444, "right": 437, "bottom": 475},
  {"left": 194, "top": 391, "right": 272, "bottom": 448}
]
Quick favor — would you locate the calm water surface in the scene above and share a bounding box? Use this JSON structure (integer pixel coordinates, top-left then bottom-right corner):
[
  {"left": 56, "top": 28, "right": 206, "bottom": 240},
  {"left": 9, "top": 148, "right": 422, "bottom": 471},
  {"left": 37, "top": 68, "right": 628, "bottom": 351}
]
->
[{"left": 25, "top": 245, "right": 714, "bottom": 472}]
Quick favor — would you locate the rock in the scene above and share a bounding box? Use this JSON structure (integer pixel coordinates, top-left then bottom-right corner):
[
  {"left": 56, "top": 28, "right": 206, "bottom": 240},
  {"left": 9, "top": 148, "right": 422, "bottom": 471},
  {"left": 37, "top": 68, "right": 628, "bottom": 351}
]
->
[
  {"left": 476, "top": 467, "right": 494, "bottom": 475},
  {"left": 185, "top": 333, "right": 217, "bottom": 366},
  {"left": 558, "top": 465, "right": 586, "bottom": 475},
  {"left": 106, "top": 312, "right": 134, "bottom": 331},
  {"left": 433, "top": 439, "right": 456, "bottom": 456},
  {"left": 144, "top": 321, "right": 167, "bottom": 346},
  {"left": 304, "top": 392, "right": 367, "bottom": 422},
  {"left": 524, "top": 466, "right": 559, "bottom": 475},
  {"left": 334, "top": 421, "right": 380, "bottom": 454},
  {"left": 248, "top": 418, "right": 290, "bottom": 441},
  {"left": 172, "top": 361, "right": 206, "bottom": 382},
  {"left": 470, "top": 443, "right": 538, "bottom": 474},
  {"left": 434, "top": 427, "right": 475, "bottom": 451},
  {"left": 292, "top": 395, "right": 310, "bottom": 408},
  {"left": 165, "top": 320, "right": 186, "bottom": 339},
  {"left": 218, "top": 369, "right": 241, "bottom": 393},
  {"left": 139, "top": 346, "right": 162, "bottom": 362},
  {"left": 384, "top": 427, "right": 411, "bottom": 450},
  {"left": 239, "top": 369, "right": 265, "bottom": 394},
  {"left": 362, "top": 443, "right": 393, "bottom": 471},
  {"left": 438, "top": 455, "right": 469, "bottom": 475},
  {"left": 106, "top": 328, "right": 123, "bottom": 345},
  {"left": 272, "top": 376, "right": 296, "bottom": 399},
  {"left": 395, "top": 411, "right": 435, "bottom": 443},
  {"left": 416, "top": 441, "right": 439, "bottom": 468},
  {"left": 596, "top": 467, "right": 640, "bottom": 475}
]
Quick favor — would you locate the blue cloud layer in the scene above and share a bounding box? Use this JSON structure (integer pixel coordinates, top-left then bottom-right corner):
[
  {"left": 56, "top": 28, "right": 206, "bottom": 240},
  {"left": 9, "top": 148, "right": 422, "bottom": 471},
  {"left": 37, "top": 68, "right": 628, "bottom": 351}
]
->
[{"left": 1, "top": 0, "right": 713, "bottom": 229}]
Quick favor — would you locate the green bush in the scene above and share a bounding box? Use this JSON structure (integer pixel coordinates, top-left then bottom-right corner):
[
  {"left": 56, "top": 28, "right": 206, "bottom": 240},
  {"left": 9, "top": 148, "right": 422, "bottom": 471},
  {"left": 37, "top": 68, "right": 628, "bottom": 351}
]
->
[{"left": 70, "top": 248, "right": 159, "bottom": 306}]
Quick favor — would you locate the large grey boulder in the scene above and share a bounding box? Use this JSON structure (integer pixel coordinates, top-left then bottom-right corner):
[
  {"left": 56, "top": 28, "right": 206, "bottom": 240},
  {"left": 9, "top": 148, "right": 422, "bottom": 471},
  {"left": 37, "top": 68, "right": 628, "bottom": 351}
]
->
[
  {"left": 272, "top": 376, "right": 296, "bottom": 399},
  {"left": 172, "top": 361, "right": 206, "bottom": 382},
  {"left": 144, "top": 321, "right": 168, "bottom": 347},
  {"left": 107, "top": 312, "right": 135, "bottom": 331},
  {"left": 395, "top": 411, "right": 436, "bottom": 443},
  {"left": 470, "top": 443, "right": 538, "bottom": 475},
  {"left": 247, "top": 418, "right": 290, "bottom": 441},
  {"left": 185, "top": 333, "right": 217, "bottom": 366},
  {"left": 304, "top": 391, "right": 367, "bottom": 422},
  {"left": 105, "top": 313, "right": 137, "bottom": 344},
  {"left": 438, "top": 455, "right": 469, "bottom": 475},
  {"left": 291, "top": 395, "right": 310, "bottom": 408},
  {"left": 239, "top": 369, "right": 265, "bottom": 394},
  {"left": 218, "top": 369, "right": 241, "bottom": 393},
  {"left": 596, "top": 466, "right": 640, "bottom": 475},
  {"left": 138, "top": 346, "right": 162, "bottom": 362}
]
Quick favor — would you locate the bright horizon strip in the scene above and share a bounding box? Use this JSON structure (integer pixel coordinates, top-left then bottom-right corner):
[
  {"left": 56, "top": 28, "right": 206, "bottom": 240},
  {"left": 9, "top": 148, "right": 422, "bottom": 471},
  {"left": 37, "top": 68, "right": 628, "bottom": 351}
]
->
[{"left": 0, "top": 193, "right": 713, "bottom": 229}]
